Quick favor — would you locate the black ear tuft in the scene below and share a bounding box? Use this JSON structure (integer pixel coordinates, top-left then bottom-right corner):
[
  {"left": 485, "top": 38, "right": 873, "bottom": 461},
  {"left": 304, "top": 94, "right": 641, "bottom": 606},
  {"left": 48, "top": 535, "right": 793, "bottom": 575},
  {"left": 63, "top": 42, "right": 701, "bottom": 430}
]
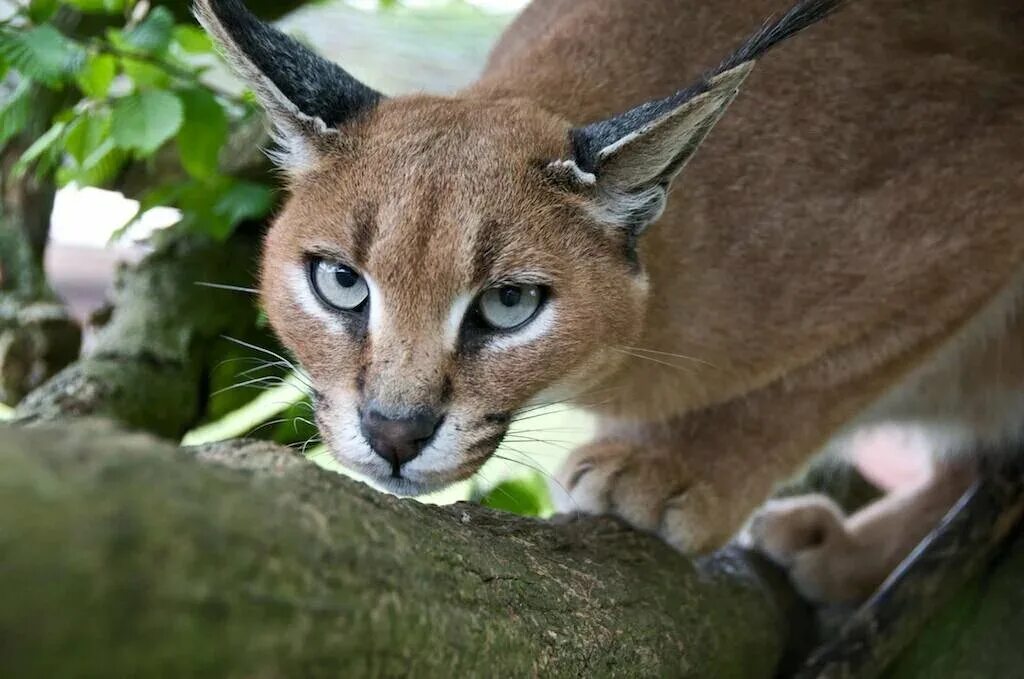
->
[
  {"left": 569, "top": 0, "right": 845, "bottom": 178},
  {"left": 195, "top": 0, "right": 383, "bottom": 169},
  {"left": 717, "top": 0, "right": 844, "bottom": 74}
]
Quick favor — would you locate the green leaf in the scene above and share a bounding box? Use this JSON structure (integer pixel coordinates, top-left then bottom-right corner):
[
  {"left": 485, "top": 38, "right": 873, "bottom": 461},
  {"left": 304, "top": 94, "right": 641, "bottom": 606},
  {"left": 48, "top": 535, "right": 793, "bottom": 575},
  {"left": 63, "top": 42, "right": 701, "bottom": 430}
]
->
[
  {"left": 111, "top": 90, "right": 183, "bottom": 155},
  {"left": 75, "top": 53, "right": 117, "bottom": 98},
  {"left": 119, "top": 57, "right": 172, "bottom": 88},
  {"left": 63, "top": 109, "right": 112, "bottom": 165},
  {"left": 12, "top": 120, "right": 66, "bottom": 178},
  {"left": 81, "top": 139, "right": 126, "bottom": 185},
  {"left": 124, "top": 7, "right": 174, "bottom": 54},
  {"left": 177, "top": 88, "right": 228, "bottom": 179},
  {"left": 478, "top": 475, "right": 552, "bottom": 517},
  {"left": 56, "top": 136, "right": 126, "bottom": 188},
  {"left": 64, "top": 0, "right": 127, "bottom": 14},
  {"left": 28, "top": 0, "right": 60, "bottom": 23},
  {"left": 172, "top": 26, "right": 214, "bottom": 55},
  {"left": 0, "top": 26, "right": 86, "bottom": 86},
  {"left": 212, "top": 181, "right": 275, "bottom": 237},
  {"left": 0, "top": 80, "right": 33, "bottom": 147}
]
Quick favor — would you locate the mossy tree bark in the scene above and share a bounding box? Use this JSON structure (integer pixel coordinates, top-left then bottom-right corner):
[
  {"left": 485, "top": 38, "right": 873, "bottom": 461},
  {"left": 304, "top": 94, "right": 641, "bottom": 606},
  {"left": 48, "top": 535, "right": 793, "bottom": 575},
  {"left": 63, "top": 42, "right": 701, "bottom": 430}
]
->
[
  {"left": 13, "top": 230, "right": 273, "bottom": 438},
  {"left": 3, "top": 420, "right": 1023, "bottom": 677},
  {"left": 0, "top": 420, "right": 803, "bottom": 678},
  {"left": 6, "top": 421, "right": 1024, "bottom": 675},
  {"left": 0, "top": 84, "right": 81, "bottom": 406}
]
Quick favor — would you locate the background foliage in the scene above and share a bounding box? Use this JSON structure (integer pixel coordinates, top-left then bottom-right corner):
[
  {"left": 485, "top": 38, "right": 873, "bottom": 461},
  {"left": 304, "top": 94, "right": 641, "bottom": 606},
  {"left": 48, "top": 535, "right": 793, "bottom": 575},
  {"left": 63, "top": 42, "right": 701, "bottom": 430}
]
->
[{"left": 1, "top": 0, "right": 274, "bottom": 240}]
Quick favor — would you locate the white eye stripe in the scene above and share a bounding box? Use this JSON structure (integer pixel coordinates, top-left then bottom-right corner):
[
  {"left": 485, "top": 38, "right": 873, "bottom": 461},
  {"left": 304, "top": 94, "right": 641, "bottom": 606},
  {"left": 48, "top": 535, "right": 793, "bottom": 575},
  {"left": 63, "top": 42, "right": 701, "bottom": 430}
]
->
[
  {"left": 287, "top": 263, "right": 387, "bottom": 337},
  {"left": 484, "top": 302, "right": 557, "bottom": 352},
  {"left": 445, "top": 293, "right": 474, "bottom": 350},
  {"left": 288, "top": 265, "right": 347, "bottom": 334},
  {"left": 364, "top": 274, "right": 386, "bottom": 337}
]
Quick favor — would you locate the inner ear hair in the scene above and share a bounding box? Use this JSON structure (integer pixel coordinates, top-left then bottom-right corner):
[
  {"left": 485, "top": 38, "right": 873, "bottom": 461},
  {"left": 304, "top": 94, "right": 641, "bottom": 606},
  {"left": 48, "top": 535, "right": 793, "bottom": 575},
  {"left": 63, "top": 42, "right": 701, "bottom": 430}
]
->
[{"left": 194, "top": 0, "right": 383, "bottom": 171}]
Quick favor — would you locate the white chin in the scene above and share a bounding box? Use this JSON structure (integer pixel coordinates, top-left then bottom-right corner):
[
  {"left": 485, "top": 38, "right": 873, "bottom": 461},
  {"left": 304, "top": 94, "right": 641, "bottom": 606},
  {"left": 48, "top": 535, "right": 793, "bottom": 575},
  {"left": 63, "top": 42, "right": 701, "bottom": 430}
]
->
[
  {"left": 368, "top": 475, "right": 452, "bottom": 497},
  {"left": 328, "top": 451, "right": 459, "bottom": 497}
]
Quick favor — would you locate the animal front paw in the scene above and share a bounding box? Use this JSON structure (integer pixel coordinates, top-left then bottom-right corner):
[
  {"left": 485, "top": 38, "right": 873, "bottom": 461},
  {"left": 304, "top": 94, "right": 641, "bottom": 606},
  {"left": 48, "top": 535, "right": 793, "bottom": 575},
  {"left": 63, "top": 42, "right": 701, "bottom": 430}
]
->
[
  {"left": 747, "top": 494, "right": 873, "bottom": 603},
  {"left": 551, "top": 442, "right": 732, "bottom": 553}
]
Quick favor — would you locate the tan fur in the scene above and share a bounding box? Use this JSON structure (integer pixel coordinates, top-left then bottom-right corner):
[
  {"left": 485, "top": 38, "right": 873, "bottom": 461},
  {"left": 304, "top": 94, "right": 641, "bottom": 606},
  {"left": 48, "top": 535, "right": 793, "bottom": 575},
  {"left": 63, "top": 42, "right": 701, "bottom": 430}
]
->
[
  {"left": 749, "top": 459, "right": 976, "bottom": 603},
  {"left": 241, "top": 0, "right": 1024, "bottom": 602}
]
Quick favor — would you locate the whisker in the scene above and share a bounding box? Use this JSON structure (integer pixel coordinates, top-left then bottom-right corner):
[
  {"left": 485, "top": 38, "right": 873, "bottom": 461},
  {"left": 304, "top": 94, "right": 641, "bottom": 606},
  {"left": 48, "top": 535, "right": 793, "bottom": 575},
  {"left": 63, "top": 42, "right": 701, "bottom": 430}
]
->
[
  {"left": 221, "top": 336, "right": 301, "bottom": 374},
  {"left": 301, "top": 434, "right": 322, "bottom": 456},
  {"left": 292, "top": 416, "right": 317, "bottom": 430},
  {"left": 610, "top": 347, "right": 699, "bottom": 374},
  {"left": 288, "top": 434, "right": 323, "bottom": 454},
  {"left": 211, "top": 356, "right": 271, "bottom": 373},
  {"left": 513, "top": 385, "right": 622, "bottom": 416},
  {"left": 509, "top": 397, "right": 617, "bottom": 424},
  {"left": 235, "top": 361, "right": 291, "bottom": 379},
  {"left": 506, "top": 426, "right": 588, "bottom": 436},
  {"left": 491, "top": 449, "right": 577, "bottom": 514},
  {"left": 471, "top": 469, "right": 526, "bottom": 512},
  {"left": 195, "top": 281, "right": 260, "bottom": 295},
  {"left": 245, "top": 417, "right": 292, "bottom": 438},
  {"left": 618, "top": 344, "right": 718, "bottom": 369},
  {"left": 502, "top": 435, "right": 576, "bottom": 451},
  {"left": 211, "top": 375, "right": 312, "bottom": 398},
  {"left": 210, "top": 375, "right": 287, "bottom": 397},
  {"left": 232, "top": 362, "right": 315, "bottom": 390}
]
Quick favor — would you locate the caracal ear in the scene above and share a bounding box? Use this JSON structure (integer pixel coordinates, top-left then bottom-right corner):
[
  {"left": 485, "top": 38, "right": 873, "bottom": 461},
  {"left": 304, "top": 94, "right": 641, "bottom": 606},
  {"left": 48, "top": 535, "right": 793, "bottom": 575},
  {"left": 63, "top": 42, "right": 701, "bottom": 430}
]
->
[
  {"left": 549, "top": 0, "right": 844, "bottom": 236},
  {"left": 194, "top": 0, "right": 384, "bottom": 173}
]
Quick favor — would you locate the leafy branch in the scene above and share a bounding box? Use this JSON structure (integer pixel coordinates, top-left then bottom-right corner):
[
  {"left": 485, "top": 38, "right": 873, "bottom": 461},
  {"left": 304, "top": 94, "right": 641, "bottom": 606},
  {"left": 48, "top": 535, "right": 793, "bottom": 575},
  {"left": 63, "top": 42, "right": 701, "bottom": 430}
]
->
[{"left": 0, "top": 0, "right": 276, "bottom": 242}]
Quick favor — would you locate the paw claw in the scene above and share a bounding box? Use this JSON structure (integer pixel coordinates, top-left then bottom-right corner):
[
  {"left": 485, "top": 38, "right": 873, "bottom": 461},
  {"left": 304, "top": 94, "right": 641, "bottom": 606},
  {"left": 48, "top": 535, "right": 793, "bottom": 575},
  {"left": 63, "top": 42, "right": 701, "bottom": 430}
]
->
[{"left": 554, "top": 444, "right": 731, "bottom": 554}]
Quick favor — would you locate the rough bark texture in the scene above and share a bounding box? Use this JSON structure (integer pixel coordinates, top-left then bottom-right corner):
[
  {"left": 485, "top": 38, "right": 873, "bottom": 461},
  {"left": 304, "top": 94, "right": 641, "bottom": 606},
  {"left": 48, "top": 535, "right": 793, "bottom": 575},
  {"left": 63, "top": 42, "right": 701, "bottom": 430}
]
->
[
  {"left": 2, "top": 421, "right": 1023, "bottom": 677},
  {"left": 13, "top": 232, "right": 268, "bottom": 438},
  {"left": 0, "top": 89, "right": 82, "bottom": 406},
  {"left": 0, "top": 297, "right": 81, "bottom": 405},
  {"left": 1, "top": 420, "right": 801, "bottom": 678},
  {"left": 885, "top": 525, "right": 1024, "bottom": 678}
]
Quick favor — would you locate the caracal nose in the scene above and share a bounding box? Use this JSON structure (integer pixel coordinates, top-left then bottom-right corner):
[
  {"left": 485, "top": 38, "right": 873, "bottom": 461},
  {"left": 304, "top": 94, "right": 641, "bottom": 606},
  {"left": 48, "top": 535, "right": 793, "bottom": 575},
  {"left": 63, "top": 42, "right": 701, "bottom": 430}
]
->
[{"left": 360, "top": 406, "right": 444, "bottom": 473}]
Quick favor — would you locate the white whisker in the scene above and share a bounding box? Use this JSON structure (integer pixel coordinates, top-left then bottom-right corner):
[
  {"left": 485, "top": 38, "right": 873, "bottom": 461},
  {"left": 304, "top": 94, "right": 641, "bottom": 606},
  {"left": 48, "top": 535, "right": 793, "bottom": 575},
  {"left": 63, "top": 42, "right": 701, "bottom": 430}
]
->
[
  {"left": 195, "top": 281, "right": 260, "bottom": 295},
  {"left": 619, "top": 344, "right": 718, "bottom": 369}
]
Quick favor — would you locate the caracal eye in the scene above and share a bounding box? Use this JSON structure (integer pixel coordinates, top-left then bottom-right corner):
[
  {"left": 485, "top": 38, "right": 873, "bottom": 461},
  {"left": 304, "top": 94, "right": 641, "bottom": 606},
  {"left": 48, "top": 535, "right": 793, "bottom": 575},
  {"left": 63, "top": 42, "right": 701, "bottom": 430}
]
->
[
  {"left": 478, "top": 284, "right": 543, "bottom": 330},
  {"left": 309, "top": 258, "right": 370, "bottom": 311}
]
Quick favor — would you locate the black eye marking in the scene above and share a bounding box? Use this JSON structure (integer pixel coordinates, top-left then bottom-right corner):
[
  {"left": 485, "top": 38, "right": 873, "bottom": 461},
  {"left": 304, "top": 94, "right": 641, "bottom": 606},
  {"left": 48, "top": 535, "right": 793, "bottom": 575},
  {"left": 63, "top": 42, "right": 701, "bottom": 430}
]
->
[
  {"left": 350, "top": 202, "right": 379, "bottom": 268},
  {"left": 483, "top": 412, "right": 512, "bottom": 425},
  {"left": 457, "top": 284, "right": 551, "bottom": 355}
]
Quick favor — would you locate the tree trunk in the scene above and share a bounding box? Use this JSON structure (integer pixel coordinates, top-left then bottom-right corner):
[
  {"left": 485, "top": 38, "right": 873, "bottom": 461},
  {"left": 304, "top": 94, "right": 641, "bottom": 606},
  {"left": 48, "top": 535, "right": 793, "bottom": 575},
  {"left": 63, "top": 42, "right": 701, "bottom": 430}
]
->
[
  {"left": 0, "top": 85, "right": 81, "bottom": 406},
  {"left": 0, "top": 420, "right": 806, "bottom": 678},
  {"left": 13, "top": 230, "right": 272, "bottom": 438}
]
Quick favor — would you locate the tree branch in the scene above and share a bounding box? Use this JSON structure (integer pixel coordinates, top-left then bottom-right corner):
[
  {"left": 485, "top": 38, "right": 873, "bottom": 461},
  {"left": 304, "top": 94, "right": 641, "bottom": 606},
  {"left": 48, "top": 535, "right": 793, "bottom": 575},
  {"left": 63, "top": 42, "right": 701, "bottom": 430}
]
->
[{"left": 0, "top": 420, "right": 803, "bottom": 678}]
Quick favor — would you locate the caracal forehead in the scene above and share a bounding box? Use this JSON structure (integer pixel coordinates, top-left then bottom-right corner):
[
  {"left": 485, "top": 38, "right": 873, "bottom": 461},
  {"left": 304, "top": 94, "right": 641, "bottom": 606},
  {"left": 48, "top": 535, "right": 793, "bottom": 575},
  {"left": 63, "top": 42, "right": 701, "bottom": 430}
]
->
[
  {"left": 344, "top": 96, "right": 569, "bottom": 181},
  {"left": 291, "top": 98, "right": 574, "bottom": 289}
]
